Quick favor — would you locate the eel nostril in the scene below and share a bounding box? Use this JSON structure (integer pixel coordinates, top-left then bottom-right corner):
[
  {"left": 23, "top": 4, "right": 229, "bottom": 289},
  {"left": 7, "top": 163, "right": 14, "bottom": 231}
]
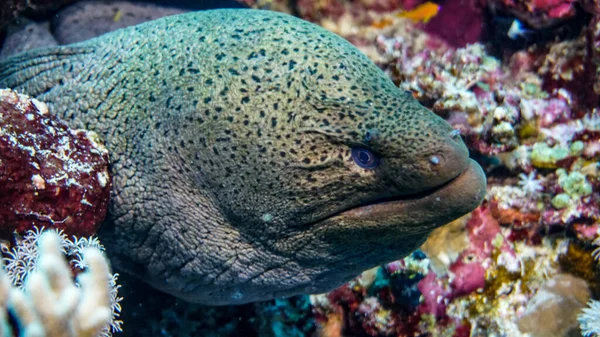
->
[{"left": 450, "top": 129, "right": 461, "bottom": 140}]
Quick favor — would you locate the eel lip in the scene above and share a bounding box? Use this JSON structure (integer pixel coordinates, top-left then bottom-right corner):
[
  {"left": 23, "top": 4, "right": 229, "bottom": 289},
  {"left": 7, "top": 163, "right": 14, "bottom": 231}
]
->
[{"left": 335, "top": 159, "right": 486, "bottom": 224}]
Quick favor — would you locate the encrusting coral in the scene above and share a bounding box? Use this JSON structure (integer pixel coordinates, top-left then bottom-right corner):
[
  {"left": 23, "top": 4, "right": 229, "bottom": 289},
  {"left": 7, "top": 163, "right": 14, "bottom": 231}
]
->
[{"left": 0, "top": 230, "right": 118, "bottom": 337}]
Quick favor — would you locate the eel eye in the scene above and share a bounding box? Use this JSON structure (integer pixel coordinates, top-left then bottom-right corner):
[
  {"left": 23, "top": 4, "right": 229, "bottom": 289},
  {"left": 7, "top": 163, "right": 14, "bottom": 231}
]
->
[{"left": 352, "top": 148, "right": 379, "bottom": 169}]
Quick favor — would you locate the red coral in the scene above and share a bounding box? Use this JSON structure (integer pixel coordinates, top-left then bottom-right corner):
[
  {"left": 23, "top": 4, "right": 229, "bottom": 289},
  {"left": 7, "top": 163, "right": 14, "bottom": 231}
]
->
[
  {"left": 574, "top": 222, "right": 599, "bottom": 240},
  {"left": 449, "top": 261, "right": 487, "bottom": 297},
  {"left": 0, "top": 90, "right": 110, "bottom": 237},
  {"left": 453, "top": 323, "right": 472, "bottom": 337},
  {"left": 541, "top": 195, "right": 600, "bottom": 227},
  {"left": 491, "top": 201, "right": 541, "bottom": 226},
  {"left": 490, "top": 200, "right": 543, "bottom": 243},
  {"left": 526, "top": 98, "right": 572, "bottom": 127}
]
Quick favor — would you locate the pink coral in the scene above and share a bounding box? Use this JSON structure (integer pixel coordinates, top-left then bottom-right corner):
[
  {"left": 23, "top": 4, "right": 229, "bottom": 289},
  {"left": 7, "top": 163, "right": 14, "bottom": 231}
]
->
[
  {"left": 417, "top": 272, "right": 449, "bottom": 317},
  {"left": 419, "top": 205, "right": 519, "bottom": 314}
]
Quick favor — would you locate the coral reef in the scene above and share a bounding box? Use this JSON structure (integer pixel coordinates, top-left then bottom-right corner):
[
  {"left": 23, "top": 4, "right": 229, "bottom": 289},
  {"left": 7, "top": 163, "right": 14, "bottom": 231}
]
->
[
  {"left": 373, "top": 8, "right": 600, "bottom": 241},
  {"left": 487, "top": 0, "right": 580, "bottom": 29},
  {"left": 308, "top": 212, "right": 583, "bottom": 336},
  {"left": 591, "top": 4, "right": 600, "bottom": 96},
  {"left": 0, "top": 230, "right": 117, "bottom": 337},
  {"left": 240, "top": 0, "right": 486, "bottom": 47},
  {"left": 1, "top": 0, "right": 599, "bottom": 336},
  {"left": 233, "top": 0, "right": 600, "bottom": 336},
  {"left": 0, "top": 89, "right": 111, "bottom": 237}
]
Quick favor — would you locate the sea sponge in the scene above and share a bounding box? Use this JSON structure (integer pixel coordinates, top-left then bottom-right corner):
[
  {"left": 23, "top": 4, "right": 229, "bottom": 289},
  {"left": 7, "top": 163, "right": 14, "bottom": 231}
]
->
[{"left": 0, "top": 89, "right": 111, "bottom": 237}]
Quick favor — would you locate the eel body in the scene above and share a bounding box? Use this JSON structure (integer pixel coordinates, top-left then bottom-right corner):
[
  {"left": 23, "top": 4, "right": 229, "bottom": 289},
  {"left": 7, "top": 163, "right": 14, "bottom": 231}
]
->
[{"left": 0, "top": 9, "right": 486, "bottom": 305}]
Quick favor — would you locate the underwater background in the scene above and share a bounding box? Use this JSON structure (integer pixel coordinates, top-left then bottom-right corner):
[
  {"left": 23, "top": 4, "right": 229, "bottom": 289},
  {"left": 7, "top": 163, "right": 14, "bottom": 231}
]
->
[{"left": 0, "top": 0, "right": 600, "bottom": 336}]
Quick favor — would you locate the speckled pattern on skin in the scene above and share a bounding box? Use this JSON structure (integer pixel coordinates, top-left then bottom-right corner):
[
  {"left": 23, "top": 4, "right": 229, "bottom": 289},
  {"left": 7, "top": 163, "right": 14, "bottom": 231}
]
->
[{"left": 0, "top": 9, "right": 486, "bottom": 305}]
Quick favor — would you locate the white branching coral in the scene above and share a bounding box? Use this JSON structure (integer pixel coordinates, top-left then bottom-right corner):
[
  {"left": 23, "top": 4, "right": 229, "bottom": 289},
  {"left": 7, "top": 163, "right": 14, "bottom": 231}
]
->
[
  {"left": 579, "top": 299, "right": 600, "bottom": 337},
  {"left": 1, "top": 228, "right": 122, "bottom": 336}
]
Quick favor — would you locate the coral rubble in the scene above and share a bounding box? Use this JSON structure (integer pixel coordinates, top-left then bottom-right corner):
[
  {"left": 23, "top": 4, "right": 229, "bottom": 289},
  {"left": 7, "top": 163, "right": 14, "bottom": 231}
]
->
[{"left": 0, "top": 89, "right": 111, "bottom": 237}]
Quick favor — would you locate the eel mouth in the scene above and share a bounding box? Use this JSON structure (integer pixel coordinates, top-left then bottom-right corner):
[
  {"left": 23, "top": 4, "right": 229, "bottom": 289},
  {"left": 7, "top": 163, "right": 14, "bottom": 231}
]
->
[{"left": 330, "top": 159, "right": 486, "bottom": 223}]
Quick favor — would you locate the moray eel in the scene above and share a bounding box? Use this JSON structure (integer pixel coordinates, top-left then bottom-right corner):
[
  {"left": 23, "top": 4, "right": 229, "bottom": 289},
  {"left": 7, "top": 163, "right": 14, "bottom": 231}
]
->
[{"left": 0, "top": 9, "right": 486, "bottom": 305}]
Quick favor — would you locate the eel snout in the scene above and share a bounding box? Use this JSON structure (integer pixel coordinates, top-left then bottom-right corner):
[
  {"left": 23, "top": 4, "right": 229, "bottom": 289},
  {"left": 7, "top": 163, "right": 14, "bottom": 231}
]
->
[
  {"left": 342, "top": 159, "right": 486, "bottom": 225},
  {"left": 403, "top": 125, "right": 472, "bottom": 194}
]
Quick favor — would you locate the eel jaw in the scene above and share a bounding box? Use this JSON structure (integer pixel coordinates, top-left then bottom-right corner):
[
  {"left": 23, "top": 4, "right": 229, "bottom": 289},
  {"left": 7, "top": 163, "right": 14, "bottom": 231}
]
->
[
  {"left": 257, "top": 160, "right": 486, "bottom": 302},
  {"left": 326, "top": 159, "right": 487, "bottom": 232}
]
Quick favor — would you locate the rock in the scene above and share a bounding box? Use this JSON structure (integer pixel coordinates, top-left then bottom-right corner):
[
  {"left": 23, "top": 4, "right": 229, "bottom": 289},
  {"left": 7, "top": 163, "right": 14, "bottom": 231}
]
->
[
  {"left": 0, "top": 0, "right": 75, "bottom": 32},
  {"left": 51, "top": 0, "right": 188, "bottom": 45},
  {"left": 420, "top": 216, "right": 470, "bottom": 275},
  {"left": 517, "top": 273, "right": 591, "bottom": 337},
  {"left": 0, "top": 19, "right": 58, "bottom": 61}
]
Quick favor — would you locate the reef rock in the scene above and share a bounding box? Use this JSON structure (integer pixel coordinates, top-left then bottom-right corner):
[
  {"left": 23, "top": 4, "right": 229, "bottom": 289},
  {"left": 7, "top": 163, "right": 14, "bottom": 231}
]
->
[
  {"left": 0, "top": 0, "right": 74, "bottom": 32},
  {"left": 0, "top": 89, "right": 110, "bottom": 237},
  {"left": 0, "top": 19, "right": 58, "bottom": 61},
  {"left": 517, "top": 273, "right": 591, "bottom": 337}
]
